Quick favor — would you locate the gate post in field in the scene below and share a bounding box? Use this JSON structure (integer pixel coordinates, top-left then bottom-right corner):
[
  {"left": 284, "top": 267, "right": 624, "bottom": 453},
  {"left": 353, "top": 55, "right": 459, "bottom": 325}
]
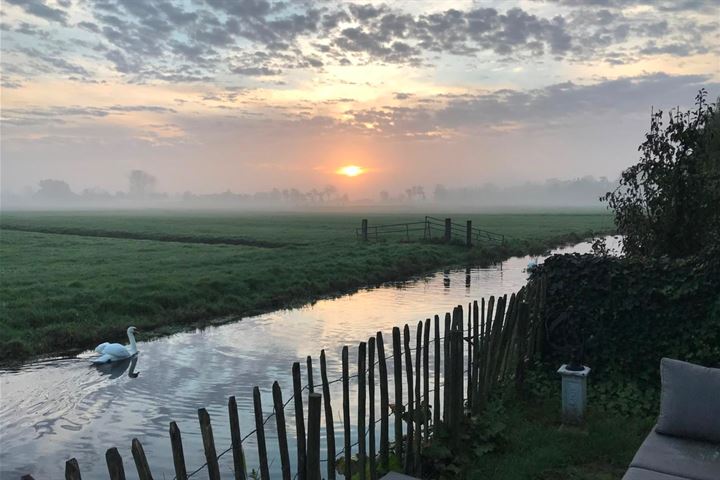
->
[
  {"left": 444, "top": 218, "right": 451, "bottom": 242},
  {"left": 361, "top": 219, "right": 368, "bottom": 241},
  {"left": 466, "top": 220, "right": 472, "bottom": 247}
]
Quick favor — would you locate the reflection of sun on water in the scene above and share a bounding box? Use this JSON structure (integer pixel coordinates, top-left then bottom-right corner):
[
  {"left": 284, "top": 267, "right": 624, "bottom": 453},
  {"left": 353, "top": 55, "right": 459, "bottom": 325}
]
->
[{"left": 336, "top": 165, "right": 364, "bottom": 177}]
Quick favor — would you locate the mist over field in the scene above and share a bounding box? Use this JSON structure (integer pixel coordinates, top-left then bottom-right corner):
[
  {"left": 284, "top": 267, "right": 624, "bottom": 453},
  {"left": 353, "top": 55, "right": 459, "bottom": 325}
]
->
[{"left": 1, "top": 171, "right": 614, "bottom": 211}]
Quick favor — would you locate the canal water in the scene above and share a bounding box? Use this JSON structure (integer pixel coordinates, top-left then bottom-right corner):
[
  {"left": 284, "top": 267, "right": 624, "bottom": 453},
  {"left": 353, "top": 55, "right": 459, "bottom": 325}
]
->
[{"left": 0, "top": 237, "right": 620, "bottom": 479}]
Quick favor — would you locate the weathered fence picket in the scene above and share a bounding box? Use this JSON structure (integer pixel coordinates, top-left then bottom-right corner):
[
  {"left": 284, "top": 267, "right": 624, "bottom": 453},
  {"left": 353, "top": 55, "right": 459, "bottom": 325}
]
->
[
  {"left": 402, "top": 324, "right": 414, "bottom": 474},
  {"left": 376, "top": 331, "right": 390, "bottom": 472},
  {"left": 198, "top": 408, "right": 221, "bottom": 480},
  {"left": 342, "top": 345, "right": 352, "bottom": 480},
  {"left": 292, "top": 362, "right": 307, "bottom": 480},
  {"left": 105, "top": 447, "right": 126, "bottom": 480},
  {"left": 368, "top": 336, "right": 377, "bottom": 480},
  {"left": 319, "top": 350, "right": 336, "bottom": 480},
  {"left": 228, "top": 396, "right": 247, "bottom": 480},
  {"left": 131, "top": 439, "right": 153, "bottom": 480},
  {"left": 271, "top": 382, "right": 291, "bottom": 480},
  {"left": 65, "top": 458, "right": 81, "bottom": 480},
  {"left": 169, "top": 422, "right": 187, "bottom": 480},
  {"left": 253, "top": 387, "right": 270, "bottom": 480},
  {"left": 422, "top": 318, "right": 430, "bottom": 442},
  {"left": 306, "top": 393, "right": 322, "bottom": 480},
  {"left": 358, "top": 341, "right": 367, "bottom": 480},
  {"left": 414, "top": 321, "right": 423, "bottom": 476},
  {"left": 392, "top": 326, "right": 403, "bottom": 461}
]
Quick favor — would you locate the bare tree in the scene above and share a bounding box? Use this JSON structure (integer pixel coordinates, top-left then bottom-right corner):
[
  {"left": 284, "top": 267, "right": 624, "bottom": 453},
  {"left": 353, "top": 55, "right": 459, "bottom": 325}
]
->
[{"left": 128, "top": 170, "right": 156, "bottom": 198}]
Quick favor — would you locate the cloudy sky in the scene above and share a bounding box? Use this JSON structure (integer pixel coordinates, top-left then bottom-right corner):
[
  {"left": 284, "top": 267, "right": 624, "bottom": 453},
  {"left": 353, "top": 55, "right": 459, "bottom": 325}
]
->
[{"left": 1, "top": 0, "right": 719, "bottom": 198}]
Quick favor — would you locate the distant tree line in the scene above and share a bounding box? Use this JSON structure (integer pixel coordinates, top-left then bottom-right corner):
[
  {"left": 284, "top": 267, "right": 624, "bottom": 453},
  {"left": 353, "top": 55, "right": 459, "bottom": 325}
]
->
[
  {"left": 10, "top": 170, "right": 350, "bottom": 207},
  {"left": 375, "top": 177, "right": 616, "bottom": 207}
]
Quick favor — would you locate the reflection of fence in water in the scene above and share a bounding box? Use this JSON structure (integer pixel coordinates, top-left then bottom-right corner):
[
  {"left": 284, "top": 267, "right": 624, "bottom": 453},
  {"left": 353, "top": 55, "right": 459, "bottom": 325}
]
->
[{"left": 57, "top": 279, "right": 546, "bottom": 480}]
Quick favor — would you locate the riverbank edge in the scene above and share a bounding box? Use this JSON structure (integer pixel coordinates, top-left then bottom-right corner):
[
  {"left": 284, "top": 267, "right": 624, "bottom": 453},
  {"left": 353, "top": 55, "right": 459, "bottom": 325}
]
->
[{"left": 0, "top": 228, "right": 613, "bottom": 367}]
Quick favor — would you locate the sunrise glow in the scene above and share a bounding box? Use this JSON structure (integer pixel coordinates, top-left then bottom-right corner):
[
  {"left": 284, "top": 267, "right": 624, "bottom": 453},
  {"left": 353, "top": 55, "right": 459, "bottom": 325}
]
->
[{"left": 336, "top": 165, "right": 365, "bottom": 177}]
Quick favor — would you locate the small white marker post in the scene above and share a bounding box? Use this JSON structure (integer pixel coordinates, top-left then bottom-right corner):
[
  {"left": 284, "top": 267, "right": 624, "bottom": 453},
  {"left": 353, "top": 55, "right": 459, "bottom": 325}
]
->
[{"left": 558, "top": 364, "right": 591, "bottom": 424}]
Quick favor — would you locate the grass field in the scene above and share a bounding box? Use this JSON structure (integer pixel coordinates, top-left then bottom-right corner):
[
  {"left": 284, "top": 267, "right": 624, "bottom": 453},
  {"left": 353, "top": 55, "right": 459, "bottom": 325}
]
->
[{"left": 0, "top": 210, "right": 614, "bottom": 362}]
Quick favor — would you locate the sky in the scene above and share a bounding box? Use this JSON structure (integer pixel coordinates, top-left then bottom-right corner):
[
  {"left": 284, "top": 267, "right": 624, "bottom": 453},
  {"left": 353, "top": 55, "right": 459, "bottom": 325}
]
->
[{"left": 1, "top": 0, "right": 719, "bottom": 199}]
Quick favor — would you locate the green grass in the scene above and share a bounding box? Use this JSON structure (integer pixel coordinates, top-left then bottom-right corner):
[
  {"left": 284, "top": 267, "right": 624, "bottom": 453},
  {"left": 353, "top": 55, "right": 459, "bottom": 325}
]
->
[
  {"left": 0, "top": 210, "right": 613, "bottom": 362},
  {"left": 467, "top": 397, "right": 653, "bottom": 480}
]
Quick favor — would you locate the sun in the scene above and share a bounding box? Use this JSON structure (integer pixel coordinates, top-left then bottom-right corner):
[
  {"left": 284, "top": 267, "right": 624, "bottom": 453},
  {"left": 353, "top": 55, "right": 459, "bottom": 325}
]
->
[{"left": 336, "top": 165, "right": 365, "bottom": 177}]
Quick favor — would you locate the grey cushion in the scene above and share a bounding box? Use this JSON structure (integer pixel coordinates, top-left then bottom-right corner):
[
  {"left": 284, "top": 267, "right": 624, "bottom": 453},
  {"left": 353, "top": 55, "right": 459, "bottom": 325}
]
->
[
  {"left": 622, "top": 466, "right": 694, "bottom": 480},
  {"left": 657, "top": 358, "right": 720, "bottom": 444},
  {"left": 629, "top": 428, "right": 720, "bottom": 480}
]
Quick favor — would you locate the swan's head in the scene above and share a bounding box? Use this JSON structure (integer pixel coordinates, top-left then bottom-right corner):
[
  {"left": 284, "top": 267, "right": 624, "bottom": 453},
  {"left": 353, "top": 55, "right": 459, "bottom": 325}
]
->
[{"left": 127, "top": 326, "right": 138, "bottom": 335}]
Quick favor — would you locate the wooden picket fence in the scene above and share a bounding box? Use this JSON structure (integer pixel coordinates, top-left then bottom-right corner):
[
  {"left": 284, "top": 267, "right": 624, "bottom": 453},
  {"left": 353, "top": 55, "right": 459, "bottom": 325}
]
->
[{"left": 46, "top": 279, "right": 546, "bottom": 480}]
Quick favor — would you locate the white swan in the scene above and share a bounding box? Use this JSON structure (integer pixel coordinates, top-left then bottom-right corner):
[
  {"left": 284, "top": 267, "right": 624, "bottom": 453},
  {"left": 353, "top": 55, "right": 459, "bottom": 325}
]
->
[{"left": 91, "top": 326, "right": 138, "bottom": 363}]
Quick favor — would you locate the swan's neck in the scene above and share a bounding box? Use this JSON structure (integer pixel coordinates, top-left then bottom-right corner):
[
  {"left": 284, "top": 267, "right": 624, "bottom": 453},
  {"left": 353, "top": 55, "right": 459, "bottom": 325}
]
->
[{"left": 127, "top": 331, "right": 137, "bottom": 353}]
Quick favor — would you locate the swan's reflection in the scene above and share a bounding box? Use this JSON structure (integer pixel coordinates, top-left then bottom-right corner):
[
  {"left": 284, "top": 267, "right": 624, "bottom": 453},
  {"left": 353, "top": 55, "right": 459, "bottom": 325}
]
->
[{"left": 94, "top": 355, "right": 140, "bottom": 379}]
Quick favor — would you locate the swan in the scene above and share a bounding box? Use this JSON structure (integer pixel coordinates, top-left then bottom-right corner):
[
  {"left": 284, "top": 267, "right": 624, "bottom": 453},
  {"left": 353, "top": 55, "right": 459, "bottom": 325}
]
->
[{"left": 91, "top": 326, "right": 138, "bottom": 363}]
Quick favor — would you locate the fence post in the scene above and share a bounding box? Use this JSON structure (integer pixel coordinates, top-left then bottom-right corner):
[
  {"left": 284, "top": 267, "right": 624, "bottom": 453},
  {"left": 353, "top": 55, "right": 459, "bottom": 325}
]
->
[
  {"left": 342, "top": 346, "right": 352, "bottom": 480},
  {"left": 362, "top": 219, "right": 368, "bottom": 241},
  {"left": 467, "top": 302, "right": 473, "bottom": 403},
  {"left": 358, "top": 341, "right": 367, "bottom": 480},
  {"left": 466, "top": 220, "right": 472, "bottom": 247},
  {"left": 169, "top": 422, "right": 187, "bottom": 480},
  {"left": 272, "top": 382, "right": 292, "bottom": 480},
  {"left": 306, "top": 356, "right": 315, "bottom": 393},
  {"left": 307, "top": 393, "right": 322, "bottom": 480},
  {"left": 228, "top": 396, "right": 247, "bottom": 480},
  {"left": 471, "top": 300, "right": 480, "bottom": 412},
  {"left": 414, "top": 321, "right": 422, "bottom": 476},
  {"left": 455, "top": 306, "right": 465, "bottom": 421},
  {"left": 442, "top": 312, "right": 451, "bottom": 423},
  {"left": 65, "top": 458, "right": 81, "bottom": 480},
  {"left": 292, "top": 362, "right": 307, "bottom": 480},
  {"left": 320, "top": 350, "right": 337, "bottom": 480},
  {"left": 368, "top": 336, "right": 377, "bottom": 480},
  {"left": 444, "top": 218, "right": 451, "bottom": 242},
  {"left": 403, "top": 324, "right": 414, "bottom": 474},
  {"left": 198, "top": 408, "right": 221, "bottom": 480},
  {"left": 433, "top": 315, "right": 441, "bottom": 427},
  {"left": 376, "top": 332, "right": 390, "bottom": 472},
  {"left": 422, "top": 318, "right": 430, "bottom": 440},
  {"left": 131, "top": 438, "right": 153, "bottom": 480},
  {"left": 253, "top": 387, "right": 270, "bottom": 480},
  {"left": 106, "top": 447, "right": 126, "bottom": 480},
  {"left": 392, "top": 327, "right": 403, "bottom": 461}
]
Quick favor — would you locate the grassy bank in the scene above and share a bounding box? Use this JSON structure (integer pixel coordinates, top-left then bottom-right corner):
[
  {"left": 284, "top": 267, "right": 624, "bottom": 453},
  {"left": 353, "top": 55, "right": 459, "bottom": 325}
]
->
[
  {"left": 0, "top": 211, "right": 613, "bottom": 362},
  {"left": 465, "top": 396, "right": 653, "bottom": 480}
]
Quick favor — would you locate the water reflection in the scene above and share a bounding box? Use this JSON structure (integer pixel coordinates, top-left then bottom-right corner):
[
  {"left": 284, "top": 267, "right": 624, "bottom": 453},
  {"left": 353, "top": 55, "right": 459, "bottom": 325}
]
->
[
  {"left": 0, "top": 236, "right": 621, "bottom": 479},
  {"left": 94, "top": 355, "right": 140, "bottom": 379}
]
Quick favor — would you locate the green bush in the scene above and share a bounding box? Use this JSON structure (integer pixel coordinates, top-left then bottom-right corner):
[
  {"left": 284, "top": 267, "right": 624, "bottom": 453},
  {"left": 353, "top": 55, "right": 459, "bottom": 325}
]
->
[{"left": 531, "top": 250, "right": 720, "bottom": 381}]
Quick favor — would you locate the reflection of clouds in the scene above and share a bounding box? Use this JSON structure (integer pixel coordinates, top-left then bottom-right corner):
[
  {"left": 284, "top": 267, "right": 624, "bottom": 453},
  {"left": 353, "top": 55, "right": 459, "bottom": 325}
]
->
[{"left": 0, "top": 238, "right": 615, "bottom": 478}]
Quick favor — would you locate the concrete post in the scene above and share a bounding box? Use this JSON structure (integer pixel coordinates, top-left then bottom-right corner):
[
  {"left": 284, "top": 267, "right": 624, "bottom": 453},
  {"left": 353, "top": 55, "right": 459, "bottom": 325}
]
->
[
  {"left": 558, "top": 365, "right": 591, "bottom": 424},
  {"left": 466, "top": 220, "right": 472, "bottom": 247},
  {"left": 444, "top": 218, "right": 451, "bottom": 242},
  {"left": 361, "top": 219, "right": 368, "bottom": 241}
]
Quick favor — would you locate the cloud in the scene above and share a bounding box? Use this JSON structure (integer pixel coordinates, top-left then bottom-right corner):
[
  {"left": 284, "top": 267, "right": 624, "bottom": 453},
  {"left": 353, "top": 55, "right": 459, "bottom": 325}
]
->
[
  {"left": 4, "top": 0, "right": 68, "bottom": 24},
  {"left": 342, "top": 73, "right": 718, "bottom": 138},
  {"left": 2, "top": 105, "right": 178, "bottom": 127},
  {"left": 2, "top": 0, "right": 714, "bottom": 85}
]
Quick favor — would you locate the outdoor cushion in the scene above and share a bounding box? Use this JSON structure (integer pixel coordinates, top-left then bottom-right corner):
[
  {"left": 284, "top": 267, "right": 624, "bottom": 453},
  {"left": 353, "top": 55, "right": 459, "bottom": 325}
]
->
[
  {"left": 622, "top": 466, "right": 694, "bottom": 480},
  {"left": 656, "top": 358, "right": 720, "bottom": 444},
  {"left": 628, "top": 428, "right": 720, "bottom": 480}
]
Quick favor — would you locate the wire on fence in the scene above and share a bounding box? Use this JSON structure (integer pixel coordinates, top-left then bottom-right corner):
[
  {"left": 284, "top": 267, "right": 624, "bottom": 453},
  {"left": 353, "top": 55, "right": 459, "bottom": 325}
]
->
[{"left": 176, "top": 326, "right": 477, "bottom": 479}]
